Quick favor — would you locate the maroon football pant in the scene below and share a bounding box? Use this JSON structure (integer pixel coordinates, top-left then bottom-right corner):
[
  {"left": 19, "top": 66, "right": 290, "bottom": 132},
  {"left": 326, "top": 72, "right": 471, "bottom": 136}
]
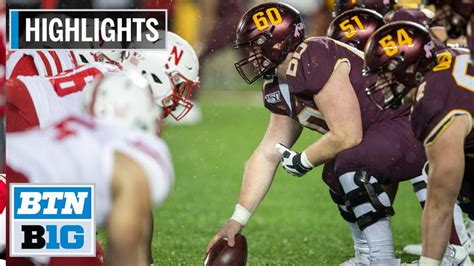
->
[{"left": 322, "top": 115, "right": 427, "bottom": 195}]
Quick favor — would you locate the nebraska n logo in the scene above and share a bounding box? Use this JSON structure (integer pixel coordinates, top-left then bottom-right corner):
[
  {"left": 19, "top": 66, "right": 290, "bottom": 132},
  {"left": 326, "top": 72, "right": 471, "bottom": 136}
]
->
[{"left": 169, "top": 46, "right": 183, "bottom": 66}]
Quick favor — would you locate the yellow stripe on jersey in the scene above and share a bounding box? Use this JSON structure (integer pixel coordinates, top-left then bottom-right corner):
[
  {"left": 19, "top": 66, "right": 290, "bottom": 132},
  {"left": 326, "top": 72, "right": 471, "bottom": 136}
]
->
[{"left": 424, "top": 109, "right": 473, "bottom": 146}]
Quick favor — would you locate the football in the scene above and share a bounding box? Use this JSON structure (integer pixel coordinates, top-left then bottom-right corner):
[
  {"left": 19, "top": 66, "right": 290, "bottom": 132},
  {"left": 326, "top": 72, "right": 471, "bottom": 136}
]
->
[{"left": 204, "top": 234, "right": 248, "bottom": 266}]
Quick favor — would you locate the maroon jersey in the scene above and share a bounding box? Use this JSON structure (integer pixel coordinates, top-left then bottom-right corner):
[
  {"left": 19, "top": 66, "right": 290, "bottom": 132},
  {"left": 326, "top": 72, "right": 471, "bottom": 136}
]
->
[
  {"left": 411, "top": 49, "right": 474, "bottom": 154},
  {"left": 263, "top": 37, "right": 409, "bottom": 133}
]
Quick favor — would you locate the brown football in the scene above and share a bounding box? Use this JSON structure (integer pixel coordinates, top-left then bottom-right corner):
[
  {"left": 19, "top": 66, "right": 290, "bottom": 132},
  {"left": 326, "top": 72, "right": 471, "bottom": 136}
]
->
[{"left": 204, "top": 234, "right": 248, "bottom": 266}]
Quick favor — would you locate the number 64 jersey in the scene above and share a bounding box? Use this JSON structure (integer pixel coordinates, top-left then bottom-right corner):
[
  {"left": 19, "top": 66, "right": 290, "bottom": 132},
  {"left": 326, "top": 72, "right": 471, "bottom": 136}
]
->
[
  {"left": 6, "top": 115, "right": 174, "bottom": 227},
  {"left": 6, "top": 62, "right": 120, "bottom": 132},
  {"left": 411, "top": 50, "right": 474, "bottom": 154}
]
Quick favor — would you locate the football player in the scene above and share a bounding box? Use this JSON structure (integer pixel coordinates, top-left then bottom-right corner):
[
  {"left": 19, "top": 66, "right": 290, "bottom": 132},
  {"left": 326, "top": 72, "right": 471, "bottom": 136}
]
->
[
  {"left": 6, "top": 50, "right": 78, "bottom": 79},
  {"left": 207, "top": 3, "right": 426, "bottom": 265},
  {"left": 363, "top": 21, "right": 473, "bottom": 265},
  {"left": 5, "top": 71, "right": 174, "bottom": 266},
  {"left": 332, "top": 0, "right": 397, "bottom": 17},
  {"left": 6, "top": 61, "right": 122, "bottom": 132},
  {"left": 327, "top": 8, "right": 385, "bottom": 51},
  {"left": 6, "top": 32, "right": 200, "bottom": 132}
]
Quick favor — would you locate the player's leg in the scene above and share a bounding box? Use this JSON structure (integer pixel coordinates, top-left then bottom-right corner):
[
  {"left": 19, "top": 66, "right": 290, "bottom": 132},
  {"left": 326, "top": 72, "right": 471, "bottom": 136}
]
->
[
  {"left": 404, "top": 163, "right": 470, "bottom": 259},
  {"left": 323, "top": 163, "right": 370, "bottom": 265},
  {"left": 333, "top": 118, "right": 427, "bottom": 264}
]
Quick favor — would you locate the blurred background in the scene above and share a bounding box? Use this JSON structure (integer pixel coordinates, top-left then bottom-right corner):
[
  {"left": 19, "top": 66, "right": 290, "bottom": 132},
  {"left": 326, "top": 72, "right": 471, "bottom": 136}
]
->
[{"left": 6, "top": 0, "right": 429, "bottom": 264}]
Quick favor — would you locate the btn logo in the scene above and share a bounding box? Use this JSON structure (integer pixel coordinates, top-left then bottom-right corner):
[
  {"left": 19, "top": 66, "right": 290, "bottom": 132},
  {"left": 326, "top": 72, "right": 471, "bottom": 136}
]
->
[{"left": 10, "top": 184, "right": 95, "bottom": 257}]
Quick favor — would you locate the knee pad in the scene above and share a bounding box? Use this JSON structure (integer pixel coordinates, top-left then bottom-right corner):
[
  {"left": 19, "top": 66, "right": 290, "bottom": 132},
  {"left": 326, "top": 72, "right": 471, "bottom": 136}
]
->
[
  {"left": 339, "top": 171, "right": 394, "bottom": 230},
  {"left": 329, "top": 190, "right": 356, "bottom": 223}
]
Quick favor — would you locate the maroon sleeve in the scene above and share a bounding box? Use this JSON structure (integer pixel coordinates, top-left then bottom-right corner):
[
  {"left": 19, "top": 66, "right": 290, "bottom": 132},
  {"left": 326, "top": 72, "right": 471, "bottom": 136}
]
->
[
  {"left": 410, "top": 71, "right": 467, "bottom": 145},
  {"left": 286, "top": 38, "right": 343, "bottom": 96}
]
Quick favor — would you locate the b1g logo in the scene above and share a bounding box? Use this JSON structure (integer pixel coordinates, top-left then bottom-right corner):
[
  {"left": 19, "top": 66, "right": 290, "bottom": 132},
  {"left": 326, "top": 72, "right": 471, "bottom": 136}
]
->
[{"left": 10, "top": 184, "right": 95, "bottom": 257}]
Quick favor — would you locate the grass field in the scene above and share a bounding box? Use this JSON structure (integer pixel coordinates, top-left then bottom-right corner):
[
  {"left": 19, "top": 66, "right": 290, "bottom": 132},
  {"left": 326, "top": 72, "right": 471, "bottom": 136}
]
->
[{"left": 142, "top": 90, "right": 425, "bottom": 265}]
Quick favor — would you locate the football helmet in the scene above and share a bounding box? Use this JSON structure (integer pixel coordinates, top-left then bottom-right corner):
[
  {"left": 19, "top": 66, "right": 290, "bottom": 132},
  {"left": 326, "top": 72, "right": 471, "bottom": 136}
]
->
[
  {"left": 384, "top": 8, "right": 434, "bottom": 27},
  {"left": 424, "top": 0, "right": 474, "bottom": 38},
  {"left": 233, "top": 2, "right": 305, "bottom": 84},
  {"left": 363, "top": 22, "right": 436, "bottom": 110},
  {"left": 129, "top": 32, "right": 200, "bottom": 121},
  {"left": 333, "top": 0, "right": 397, "bottom": 17},
  {"left": 83, "top": 71, "right": 161, "bottom": 134},
  {"left": 327, "top": 8, "right": 384, "bottom": 51},
  {"left": 73, "top": 50, "right": 125, "bottom": 66}
]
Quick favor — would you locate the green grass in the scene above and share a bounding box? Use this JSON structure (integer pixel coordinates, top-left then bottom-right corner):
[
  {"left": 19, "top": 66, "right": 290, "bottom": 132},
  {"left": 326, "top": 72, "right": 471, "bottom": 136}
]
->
[{"left": 144, "top": 91, "right": 423, "bottom": 265}]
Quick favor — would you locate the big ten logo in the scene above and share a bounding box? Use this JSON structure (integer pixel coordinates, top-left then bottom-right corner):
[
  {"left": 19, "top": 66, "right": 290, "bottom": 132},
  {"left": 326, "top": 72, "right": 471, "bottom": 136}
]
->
[{"left": 10, "top": 184, "right": 95, "bottom": 257}]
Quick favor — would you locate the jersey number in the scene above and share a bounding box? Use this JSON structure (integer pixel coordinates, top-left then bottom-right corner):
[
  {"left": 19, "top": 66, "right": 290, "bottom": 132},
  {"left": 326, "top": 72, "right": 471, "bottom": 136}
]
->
[
  {"left": 452, "top": 54, "right": 474, "bottom": 92},
  {"left": 339, "top": 16, "right": 365, "bottom": 38},
  {"left": 54, "top": 117, "right": 94, "bottom": 141},
  {"left": 297, "top": 106, "right": 328, "bottom": 133},
  {"left": 252, "top": 8, "right": 283, "bottom": 31},
  {"left": 378, "top": 28, "right": 413, "bottom": 57},
  {"left": 286, "top": 42, "right": 308, "bottom": 77},
  {"left": 49, "top": 68, "right": 102, "bottom": 97}
]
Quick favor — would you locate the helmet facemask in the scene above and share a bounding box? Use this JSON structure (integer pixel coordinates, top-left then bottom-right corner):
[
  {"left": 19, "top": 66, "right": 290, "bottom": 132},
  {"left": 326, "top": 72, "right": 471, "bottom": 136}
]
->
[
  {"left": 364, "top": 57, "right": 422, "bottom": 110},
  {"left": 234, "top": 31, "right": 279, "bottom": 84},
  {"left": 161, "top": 72, "right": 199, "bottom": 121}
]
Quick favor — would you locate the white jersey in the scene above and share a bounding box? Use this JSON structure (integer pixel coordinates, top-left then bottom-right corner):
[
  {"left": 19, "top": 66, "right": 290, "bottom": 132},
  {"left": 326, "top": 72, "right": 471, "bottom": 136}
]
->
[
  {"left": 6, "top": 115, "right": 174, "bottom": 226},
  {"left": 6, "top": 50, "right": 78, "bottom": 79},
  {"left": 16, "top": 62, "right": 120, "bottom": 128}
]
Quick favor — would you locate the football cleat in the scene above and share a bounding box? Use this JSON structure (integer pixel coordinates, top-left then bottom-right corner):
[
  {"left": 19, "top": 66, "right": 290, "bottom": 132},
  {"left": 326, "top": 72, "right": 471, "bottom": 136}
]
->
[
  {"left": 340, "top": 255, "right": 370, "bottom": 266},
  {"left": 403, "top": 244, "right": 471, "bottom": 265},
  {"left": 465, "top": 217, "right": 474, "bottom": 255}
]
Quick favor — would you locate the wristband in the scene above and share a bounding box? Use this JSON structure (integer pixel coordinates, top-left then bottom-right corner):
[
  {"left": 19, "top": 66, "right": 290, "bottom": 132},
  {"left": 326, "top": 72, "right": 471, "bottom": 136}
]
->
[
  {"left": 300, "top": 151, "right": 314, "bottom": 168},
  {"left": 230, "top": 204, "right": 251, "bottom": 226},
  {"left": 419, "top": 256, "right": 441, "bottom": 266}
]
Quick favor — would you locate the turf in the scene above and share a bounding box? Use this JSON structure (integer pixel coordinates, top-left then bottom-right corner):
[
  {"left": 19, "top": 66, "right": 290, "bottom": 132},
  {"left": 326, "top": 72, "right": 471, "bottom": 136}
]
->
[{"left": 147, "top": 91, "right": 423, "bottom": 265}]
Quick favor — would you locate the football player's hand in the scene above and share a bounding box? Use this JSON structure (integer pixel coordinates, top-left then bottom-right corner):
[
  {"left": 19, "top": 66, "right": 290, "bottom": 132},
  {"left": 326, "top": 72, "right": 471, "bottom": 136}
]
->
[
  {"left": 206, "top": 220, "right": 243, "bottom": 253},
  {"left": 275, "top": 143, "right": 313, "bottom": 177}
]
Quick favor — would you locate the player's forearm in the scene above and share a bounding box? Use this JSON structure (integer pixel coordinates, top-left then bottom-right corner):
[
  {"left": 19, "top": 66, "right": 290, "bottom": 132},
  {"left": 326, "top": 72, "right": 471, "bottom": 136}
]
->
[
  {"left": 237, "top": 151, "right": 279, "bottom": 214},
  {"left": 304, "top": 131, "right": 361, "bottom": 167}
]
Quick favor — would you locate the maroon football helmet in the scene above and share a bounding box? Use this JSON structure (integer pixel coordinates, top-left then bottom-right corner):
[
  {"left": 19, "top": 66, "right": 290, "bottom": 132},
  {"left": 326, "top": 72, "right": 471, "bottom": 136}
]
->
[
  {"left": 384, "top": 8, "right": 433, "bottom": 27},
  {"left": 333, "top": 0, "right": 397, "bottom": 17},
  {"left": 363, "top": 22, "right": 436, "bottom": 110},
  {"left": 424, "top": 0, "right": 474, "bottom": 38},
  {"left": 327, "top": 8, "right": 384, "bottom": 51},
  {"left": 234, "top": 2, "right": 305, "bottom": 84}
]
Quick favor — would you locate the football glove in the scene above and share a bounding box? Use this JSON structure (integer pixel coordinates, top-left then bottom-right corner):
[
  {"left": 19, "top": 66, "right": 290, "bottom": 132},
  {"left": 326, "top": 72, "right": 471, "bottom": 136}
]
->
[{"left": 275, "top": 143, "right": 313, "bottom": 177}]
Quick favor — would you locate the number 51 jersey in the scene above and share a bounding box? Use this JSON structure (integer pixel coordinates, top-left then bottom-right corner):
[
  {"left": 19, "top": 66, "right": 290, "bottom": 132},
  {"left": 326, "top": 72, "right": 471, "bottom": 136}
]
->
[
  {"left": 6, "top": 115, "right": 174, "bottom": 226},
  {"left": 6, "top": 62, "right": 120, "bottom": 132}
]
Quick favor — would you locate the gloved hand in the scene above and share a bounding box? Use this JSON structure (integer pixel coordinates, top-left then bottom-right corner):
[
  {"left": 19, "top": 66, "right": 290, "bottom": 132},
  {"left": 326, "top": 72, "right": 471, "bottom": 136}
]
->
[{"left": 275, "top": 143, "right": 314, "bottom": 177}]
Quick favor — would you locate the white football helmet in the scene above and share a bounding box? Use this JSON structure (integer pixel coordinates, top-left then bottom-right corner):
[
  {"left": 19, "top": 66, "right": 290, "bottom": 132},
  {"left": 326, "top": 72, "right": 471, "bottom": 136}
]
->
[
  {"left": 73, "top": 50, "right": 125, "bottom": 66},
  {"left": 82, "top": 71, "right": 161, "bottom": 134},
  {"left": 129, "top": 32, "right": 200, "bottom": 121}
]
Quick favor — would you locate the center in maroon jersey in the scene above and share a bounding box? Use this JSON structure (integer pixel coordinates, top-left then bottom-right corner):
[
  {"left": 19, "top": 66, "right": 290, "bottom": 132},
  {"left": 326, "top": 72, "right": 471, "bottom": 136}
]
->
[{"left": 262, "top": 37, "right": 410, "bottom": 133}]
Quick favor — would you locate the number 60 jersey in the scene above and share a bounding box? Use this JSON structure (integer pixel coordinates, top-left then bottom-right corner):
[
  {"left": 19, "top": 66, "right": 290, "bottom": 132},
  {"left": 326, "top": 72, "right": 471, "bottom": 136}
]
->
[
  {"left": 6, "top": 62, "right": 120, "bottom": 132},
  {"left": 6, "top": 115, "right": 174, "bottom": 226}
]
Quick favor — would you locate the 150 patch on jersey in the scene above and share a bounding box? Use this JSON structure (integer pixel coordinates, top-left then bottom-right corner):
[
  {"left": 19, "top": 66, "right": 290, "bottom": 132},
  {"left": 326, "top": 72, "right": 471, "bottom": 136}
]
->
[{"left": 10, "top": 184, "right": 95, "bottom": 257}]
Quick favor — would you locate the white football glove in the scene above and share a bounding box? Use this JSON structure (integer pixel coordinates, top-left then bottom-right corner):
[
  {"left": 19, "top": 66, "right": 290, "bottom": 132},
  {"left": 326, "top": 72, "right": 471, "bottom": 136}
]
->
[{"left": 275, "top": 143, "right": 314, "bottom": 177}]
